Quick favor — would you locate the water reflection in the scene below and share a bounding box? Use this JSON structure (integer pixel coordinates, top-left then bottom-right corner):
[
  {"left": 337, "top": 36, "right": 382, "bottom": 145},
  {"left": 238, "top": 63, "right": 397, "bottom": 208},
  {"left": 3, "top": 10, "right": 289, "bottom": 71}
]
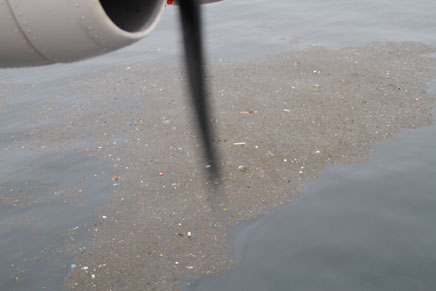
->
[{"left": 183, "top": 115, "right": 436, "bottom": 290}]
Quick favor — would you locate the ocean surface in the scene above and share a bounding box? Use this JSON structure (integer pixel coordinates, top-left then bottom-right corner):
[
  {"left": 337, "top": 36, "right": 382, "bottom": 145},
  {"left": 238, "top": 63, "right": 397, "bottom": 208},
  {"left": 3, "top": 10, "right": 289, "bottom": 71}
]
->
[
  {"left": 1, "top": 0, "right": 436, "bottom": 290},
  {"left": 181, "top": 98, "right": 436, "bottom": 291}
]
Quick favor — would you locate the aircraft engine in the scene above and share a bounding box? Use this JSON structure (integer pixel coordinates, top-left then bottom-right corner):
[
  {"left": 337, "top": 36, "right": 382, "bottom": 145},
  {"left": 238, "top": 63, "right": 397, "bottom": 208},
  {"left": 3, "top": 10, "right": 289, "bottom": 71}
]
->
[{"left": 0, "top": 0, "right": 165, "bottom": 67}]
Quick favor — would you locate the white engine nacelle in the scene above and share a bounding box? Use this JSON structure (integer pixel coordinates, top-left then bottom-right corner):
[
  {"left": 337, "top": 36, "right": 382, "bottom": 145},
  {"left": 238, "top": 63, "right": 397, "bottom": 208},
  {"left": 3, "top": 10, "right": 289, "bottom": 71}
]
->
[{"left": 0, "top": 0, "right": 165, "bottom": 67}]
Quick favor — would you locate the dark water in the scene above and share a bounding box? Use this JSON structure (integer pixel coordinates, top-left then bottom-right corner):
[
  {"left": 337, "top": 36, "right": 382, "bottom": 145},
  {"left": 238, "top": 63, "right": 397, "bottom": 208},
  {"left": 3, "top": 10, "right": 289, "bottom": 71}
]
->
[
  {"left": 181, "top": 103, "right": 436, "bottom": 290},
  {"left": 1, "top": 0, "right": 436, "bottom": 290},
  {"left": 177, "top": 1, "right": 436, "bottom": 289}
]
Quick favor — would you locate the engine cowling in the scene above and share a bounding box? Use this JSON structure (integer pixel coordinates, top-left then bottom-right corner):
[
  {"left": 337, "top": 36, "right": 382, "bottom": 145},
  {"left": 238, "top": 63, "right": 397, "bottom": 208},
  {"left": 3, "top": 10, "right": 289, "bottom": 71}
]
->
[{"left": 0, "top": 0, "right": 165, "bottom": 67}]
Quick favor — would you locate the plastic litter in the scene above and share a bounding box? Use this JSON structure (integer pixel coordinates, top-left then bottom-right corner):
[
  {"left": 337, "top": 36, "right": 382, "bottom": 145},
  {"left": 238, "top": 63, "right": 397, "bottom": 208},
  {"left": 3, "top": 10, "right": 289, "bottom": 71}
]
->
[{"left": 238, "top": 165, "right": 248, "bottom": 172}]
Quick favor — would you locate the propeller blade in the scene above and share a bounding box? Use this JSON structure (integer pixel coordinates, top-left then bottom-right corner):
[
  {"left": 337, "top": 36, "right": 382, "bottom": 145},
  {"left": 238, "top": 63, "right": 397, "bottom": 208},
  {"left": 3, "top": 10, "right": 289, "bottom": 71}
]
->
[{"left": 178, "top": 0, "right": 220, "bottom": 181}]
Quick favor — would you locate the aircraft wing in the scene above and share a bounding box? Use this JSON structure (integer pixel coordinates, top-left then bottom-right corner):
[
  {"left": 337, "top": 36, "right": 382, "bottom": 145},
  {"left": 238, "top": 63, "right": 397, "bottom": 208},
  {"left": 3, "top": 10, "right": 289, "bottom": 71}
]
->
[
  {"left": 0, "top": 0, "right": 167, "bottom": 67},
  {"left": 0, "top": 0, "right": 222, "bottom": 68}
]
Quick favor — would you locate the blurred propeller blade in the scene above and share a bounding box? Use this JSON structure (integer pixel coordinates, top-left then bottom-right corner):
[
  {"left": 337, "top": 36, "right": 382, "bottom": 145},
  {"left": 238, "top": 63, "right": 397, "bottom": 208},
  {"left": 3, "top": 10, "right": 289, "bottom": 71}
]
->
[{"left": 178, "top": 0, "right": 220, "bottom": 181}]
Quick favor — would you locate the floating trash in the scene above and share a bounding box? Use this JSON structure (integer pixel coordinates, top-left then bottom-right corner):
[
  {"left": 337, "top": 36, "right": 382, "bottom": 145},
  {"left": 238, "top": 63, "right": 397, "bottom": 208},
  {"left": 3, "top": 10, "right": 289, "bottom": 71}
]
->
[
  {"left": 313, "top": 84, "right": 321, "bottom": 91},
  {"left": 238, "top": 165, "right": 248, "bottom": 172},
  {"left": 390, "top": 83, "right": 401, "bottom": 91}
]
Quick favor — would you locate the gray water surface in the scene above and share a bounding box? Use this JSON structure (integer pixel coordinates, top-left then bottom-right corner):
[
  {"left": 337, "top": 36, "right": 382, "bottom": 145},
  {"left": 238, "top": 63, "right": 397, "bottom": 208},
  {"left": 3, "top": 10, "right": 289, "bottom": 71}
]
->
[
  {"left": 1, "top": 0, "right": 436, "bottom": 290},
  {"left": 183, "top": 110, "right": 436, "bottom": 291}
]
